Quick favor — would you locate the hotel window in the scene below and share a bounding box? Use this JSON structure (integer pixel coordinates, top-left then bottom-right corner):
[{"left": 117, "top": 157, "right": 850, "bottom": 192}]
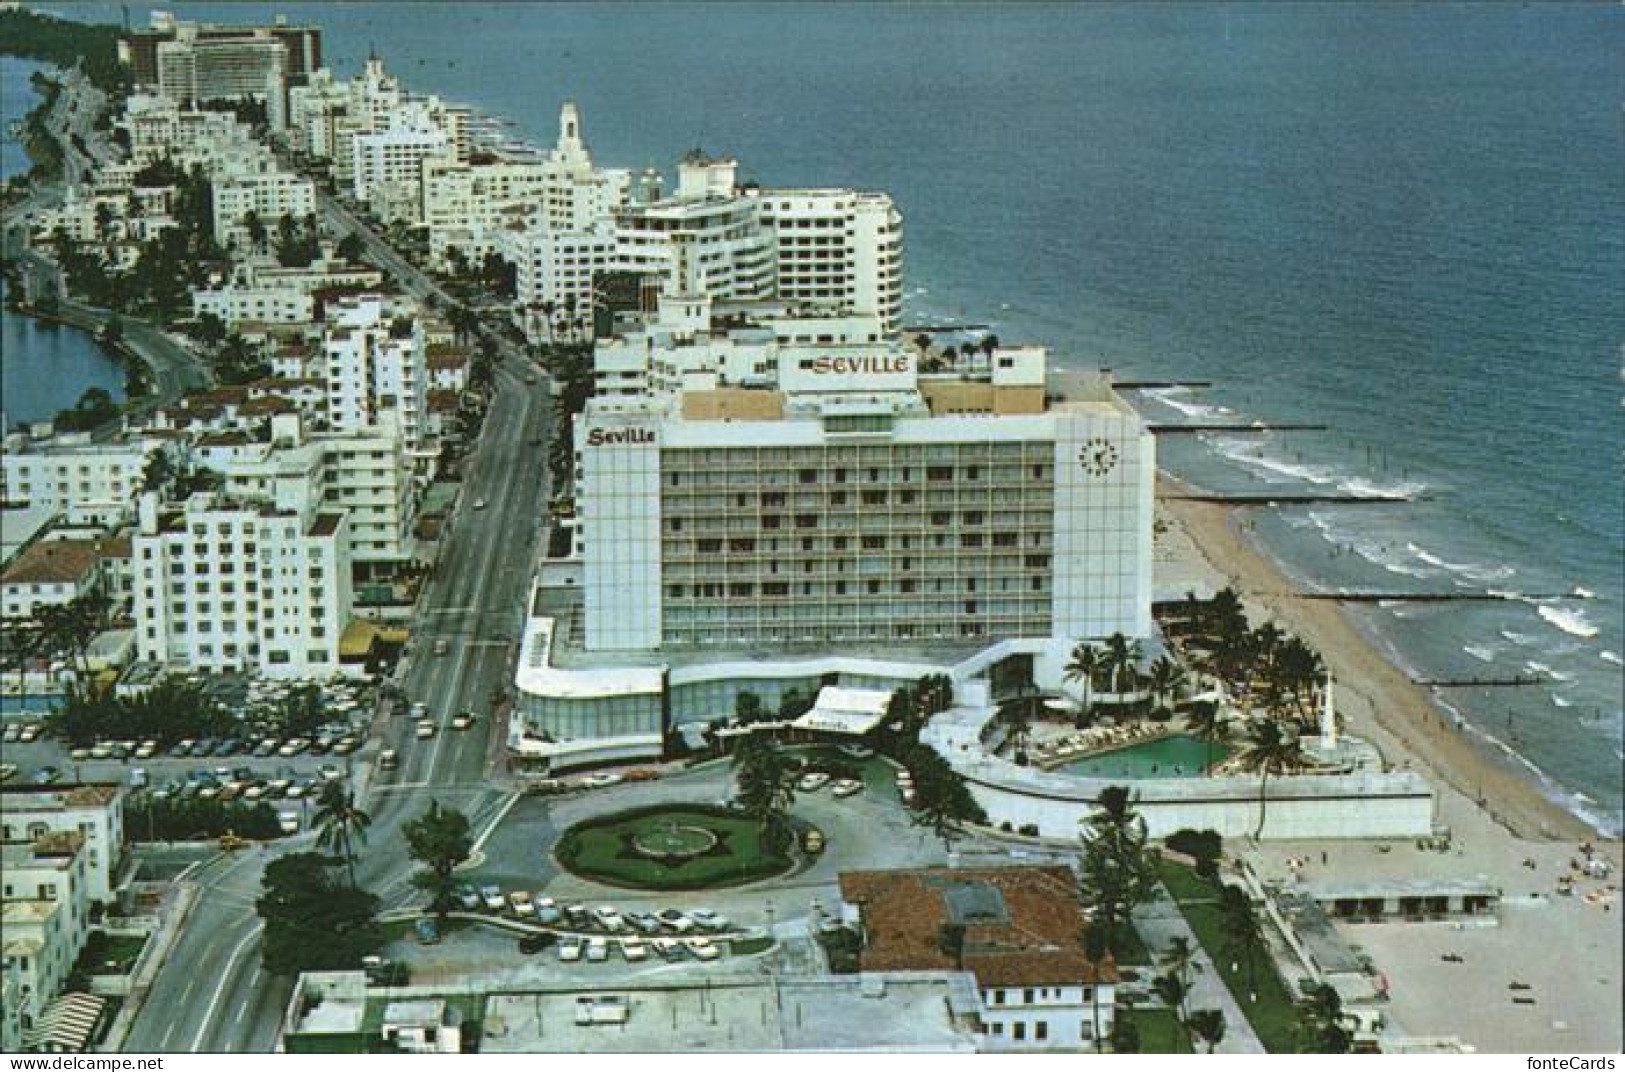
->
[
  {"left": 1013, "top": 1023, "right": 1026, "bottom": 1042},
  {"left": 1035, "top": 1022, "right": 1048, "bottom": 1042},
  {"left": 1024, "top": 989, "right": 1035, "bottom": 1004}
]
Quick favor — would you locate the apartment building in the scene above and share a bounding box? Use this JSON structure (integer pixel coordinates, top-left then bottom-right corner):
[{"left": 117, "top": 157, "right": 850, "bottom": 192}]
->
[
  {"left": 0, "top": 833, "right": 91, "bottom": 1037},
  {"left": 210, "top": 161, "right": 316, "bottom": 251},
  {"left": 838, "top": 866, "right": 1118, "bottom": 1052},
  {"left": 131, "top": 491, "right": 353, "bottom": 678},
  {"left": 0, "top": 436, "right": 167, "bottom": 523},
  {"left": 191, "top": 252, "right": 383, "bottom": 329},
  {"left": 153, "top": 28, "right": 291, "bottom": 128},
  {"left": 319, "top": 295, "right": 429, "bottom": 455},
  {"left": 122, "top": 11, "right": 321, "bottom": 93},
  {"left": 0, "top": 785, "right": 125, "bottom": 906},
  {"left": 218, "top": 414, "right": 418, "bottom": 574},
  {"left": 756, "top": 189, "right": 903, "bottom": 333}
]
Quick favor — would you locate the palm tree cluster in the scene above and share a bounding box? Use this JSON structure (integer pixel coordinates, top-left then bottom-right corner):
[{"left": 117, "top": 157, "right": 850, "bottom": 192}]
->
[
  {"left": 1295, "top": 982, "right": 1356, "bottom": 1053},
  {"left": 50, "top": 678, "right": 235, "bottom": 747},
  {"left": 1164, "top": 588, "right": 1326, "bottom": 728},
  {"left": 1064, "top": 632, "right": 1151, "bottom": 716},
  {"left": 896, "top": 740, "right": 985, "bottom": 849},
  {"left": 1077, "top": 786, "right": 1160, "bottom": 964},
  {"left": 731, "top": 735, "right": 797, "bottom": 853},
  {"left": 883, "top": 673, "right": 954, "bottom": 740},
  {"left": 10, "top": 591, "right": 113, "bottom": 686}
]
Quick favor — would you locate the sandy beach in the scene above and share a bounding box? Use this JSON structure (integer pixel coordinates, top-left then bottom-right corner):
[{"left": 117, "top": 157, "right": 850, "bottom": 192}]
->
[{"left": 1156, "top": 474, "right": 1623, "bottom": 1051}]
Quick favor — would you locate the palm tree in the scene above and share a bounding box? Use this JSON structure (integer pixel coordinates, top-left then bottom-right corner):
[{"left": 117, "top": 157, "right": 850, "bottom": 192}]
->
[
  {"left": 1152, "top": 972, "right": 1189, "bottom": 1031},
  {"left": 1188, "top": 1008, "right": 1226, "bottom": 1053},
  {"left": 1064, "top": 642, "right": 1102, "bottom": 718},
  {"left": 1103, "top": 632, "right": 1143, "bottom": 699},
  {"left": 1185, "top": 700, "right": 1226, "bottom": 773},
  {"left": 1234, "top": 718, "right": 1303, "bottom": 838},
  {"left": 313, "top": 780, "right": 372, "bottom": 889},
  {"left": 732, "top": 735, "right": 795, "bottom": 850},
  {"left": 1078, "top": 786, "right": 1159, "bottom": 961},
  {"left": 1148, "top": 655, "right": 1186, "bottom": 713},
  {"left": 1295, "top": 982, "right": 1354, "bottom": 1054},
  {"left": 243, "top": 210, "right": 266, "bottom": 253},
  {"left": 1218, "top": 884, "right": 1265, "bottom": 1001},
  {"left": 1157, "top": 935, "right": 1201, "bottom": 1020}
]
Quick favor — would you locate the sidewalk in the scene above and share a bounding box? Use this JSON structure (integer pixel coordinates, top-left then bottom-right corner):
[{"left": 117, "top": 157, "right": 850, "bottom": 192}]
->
[
  {"left": 1132, "top": 889, "right": 1267, "bottom": 1054},
  {"left": 99, "top": 881, "right": 198, "bottom": 1053}
]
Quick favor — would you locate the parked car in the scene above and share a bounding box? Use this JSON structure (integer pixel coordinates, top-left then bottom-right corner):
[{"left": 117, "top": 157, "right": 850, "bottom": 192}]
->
[
  {"left": 253, "top": 739, "right": 279, "bottom": 758},
  {"left": 689, "top": 909, "right": 729, "bottom": 932},
  {"left": 557, "top": 938, "right": 583, "bottom": 962},
  {"left": 535, "top": 897, "right": 561, "bottom": 924},
  {"left": 170, "top": 739, "right": 195, "bottom": 758},
  {"left": 68, "top": 747, "right": 92, "bottom": 761},
  {"left": 593, "top": 906, "right": 625, "bottom": 932},
  {"left": 626, "top": 912, "right": 662, "bottom": 935},
  {"left": 652, "top": 937, "right": 686, "bottom": 961},
  {"left": 481, "top": 885, "right": 505, "bottom": 911},
  {"left": 414, "top": 918, "right": 441, "bottom": 945},
  {"left": 657, "top": 909, "right": 694, "bottom": 933},
  {"left": 91, "top": 743, "right": 114, "bottom": 760},
  {"left": 585, "top": 937, "right": 609, "bottom": 962},
  {"left": 277, "top": 810, "right": 300, "bottom": 835},
  {"left": 508, "top": 890, "right": 535, "bottom": 917},
  {"left": 685, "top": 937, "right": 721, "bottom": 962},
  {"left": 564, "top": 904, "right": 591, "bottom": 928},
  {"left": 134, "top": 742, "right": 158, "bottom": 759},
  {"left": 456, "top": 884, "right": 481, "bottom": 911},
  {"left": 331, "top": 737, "right": 358, "bottom": 756},
  {"left": 831, "top": 779, "right": 864, "bottom": 798},
  {"left": 18, "top": 724, "right": 40, "bottom": 743},
  {"left": 621, "top": 939, "right": 649, "bottom": 962},
  {"left": 797, "top": 772, "right": 831, "bottom": 792},
  {"left": 1, "top": 725, "right": 19, "bottom": 744}
]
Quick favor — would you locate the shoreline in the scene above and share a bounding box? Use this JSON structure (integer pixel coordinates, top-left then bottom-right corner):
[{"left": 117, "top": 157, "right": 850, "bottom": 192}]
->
[{"left": 1156, "top": 472, "right": 1603, "bottom": 844}]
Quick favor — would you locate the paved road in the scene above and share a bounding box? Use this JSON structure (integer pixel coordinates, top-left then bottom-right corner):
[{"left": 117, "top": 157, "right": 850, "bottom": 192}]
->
[{"left": 119, "top": 201, "right": 553, "bottom": 1054}]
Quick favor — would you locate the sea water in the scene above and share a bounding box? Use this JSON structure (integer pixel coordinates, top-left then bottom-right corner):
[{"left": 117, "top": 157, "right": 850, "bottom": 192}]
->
[{"left": 44, "top": 2, "right": 1625, "bottom": 831}]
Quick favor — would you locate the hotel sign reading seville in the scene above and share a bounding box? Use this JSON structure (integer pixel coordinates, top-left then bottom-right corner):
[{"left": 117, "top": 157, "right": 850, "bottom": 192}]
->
[
  {"left": 585, "top": 427, "right": 657, "bottom": 447},
  {"left": 807, "top": 354, "right": 912, "bottom": 375}
]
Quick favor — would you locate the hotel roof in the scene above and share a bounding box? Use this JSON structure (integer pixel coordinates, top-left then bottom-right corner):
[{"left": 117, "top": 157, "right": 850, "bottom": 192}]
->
[{"left": 838, "top": 866, "right": 1115, "bottom": 987}]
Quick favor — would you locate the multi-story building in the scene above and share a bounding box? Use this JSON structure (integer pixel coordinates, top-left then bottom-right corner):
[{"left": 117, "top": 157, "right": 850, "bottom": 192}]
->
[
  {"left": 0, "top": 436, "right": 168, "bottom": 523},
  {"left": 191, "top": 251, "right": 383, "bottom": 329},
  {"left": 838, "top": 866, "right": 1118, "bottom": 1051},
  {"left": 319, "top": 295, "right": 431, "bottom": 460},
  {"left": 350, "top": 96, "right": 468, "bottom": 221},
  {"left": 756, "top": 189, "right": 903, "bottom": 333},
  {"left": 0, "top": 785, "right": 125, "bottom": 907},
  {"left": 155, "top": 29, "right": 289, "bottom": 128},
  {"left": 0, "top": 539, "right": 104, "bottom": 622},
  {"left": 210, "top": 161, "right": 316, "bottom": 251},
  {"left": 218, "top": 414, "right": 418, "bottom": 575},
  {"left": 121, "top": 11, "right": 322, "bottom": 94},
  {"left": 0, "top": 833, "right": 91, "bottom": 1037},
  {"left": 120, "top": 92, "right": 264, "bottom": 170},
  {"left": 130, "top": 491, "right": 352, "bottom": 678},
  {"left": 576, "top": 331, "right": 1152, "bottom": 652}
]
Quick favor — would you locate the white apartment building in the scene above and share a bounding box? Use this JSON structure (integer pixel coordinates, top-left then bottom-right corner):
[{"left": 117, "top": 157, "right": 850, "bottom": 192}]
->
[
  {"left": 350, "top": 95, "right": 468, "bottom": 220},
  {"left": 756, "top": 189, "right": 903, "bottom": 333},
  {"left": 210, "top": 161, "right": 316, "bottom": 251},
  {"left": 191, "top": 252, "right": 382, "bottom": 329},
  {"left": 121, "top": 92, "right": 265, "bottom": 173},
  {"left": 424, "top": 102, "right": 628, "bottom": 270},
  {"left": 155, "top": 29, "right": 289, "bottom": 128},
  {"left": 505, "top": 220, "right": 620, "bottom": 339},
  {"left": 0, "top": 834, "right": 91, "bottom": 1037},
  {"left": 131, "top": 491, "right": 353, "bottom": 678},
  {"left": 576, "top": 328, "right": 1153, "bottom": 652},
  {"left": 0, "top": 785, "right": 125, "bottom": 907},
  {"left": 319, "top": 296, "right": 432, "bottom": 462},
  {"left": 217, "top": 414, "right": 417, "bottom": 573},
  {"left": 0, "top": 436, "right": 167, "bottom": 522}
]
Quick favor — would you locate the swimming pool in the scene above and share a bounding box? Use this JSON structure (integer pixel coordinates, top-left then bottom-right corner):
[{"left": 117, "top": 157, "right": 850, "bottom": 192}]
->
[{"left": 1057, "top": 733, "right": 1228, "bottom": 780}]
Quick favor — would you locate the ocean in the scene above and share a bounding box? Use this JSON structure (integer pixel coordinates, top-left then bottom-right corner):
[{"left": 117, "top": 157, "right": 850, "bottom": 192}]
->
[{"left": 19, "top": 2, "right": 1625, "bottom": 831}]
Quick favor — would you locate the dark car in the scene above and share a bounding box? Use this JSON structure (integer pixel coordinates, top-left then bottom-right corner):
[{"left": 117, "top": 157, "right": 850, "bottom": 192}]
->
[{"left": 518, "top": 933, "right": 555, "bottom": 955}]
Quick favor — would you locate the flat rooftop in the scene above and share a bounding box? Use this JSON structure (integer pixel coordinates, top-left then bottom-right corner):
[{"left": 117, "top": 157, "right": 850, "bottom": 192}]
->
[{"left": 480, "top": 975, "right": 978, "bottom": 1053}]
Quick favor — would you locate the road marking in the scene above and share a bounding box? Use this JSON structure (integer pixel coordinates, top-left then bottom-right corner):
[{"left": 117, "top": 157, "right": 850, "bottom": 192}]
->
[
  {"left": 190, "top": 922, "right": 263, "bottom": 1052},
  {"left": 468, "top": 790, "right": 522, "bottom": 857},
  {"left": 233, "top": 975, "right": 259, "bottom": 1026}
]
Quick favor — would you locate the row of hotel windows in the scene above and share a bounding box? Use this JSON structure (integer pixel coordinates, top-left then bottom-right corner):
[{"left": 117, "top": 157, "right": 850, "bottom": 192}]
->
[
  {"left": 666, "top": 464, "right": 1052, "bottom": 486},
  {"left": 668, "top": 580, "right": 1049, "bottom": 599}
]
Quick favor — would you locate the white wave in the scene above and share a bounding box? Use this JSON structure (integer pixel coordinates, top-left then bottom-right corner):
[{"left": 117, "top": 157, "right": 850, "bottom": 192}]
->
[
  {"left": 1601, "top": 651, "right": 1623, "bottom": 666},
  {"left": 1463, "top": 644, "right": 1497, "bottom": 663},
  {"left": 1403, "top": 541, "right": 1515, "bottom": 583},
  {"left": 1491, "top": 589, "right": 1538, "bottom": 605},
  {"left": 1209, "top": 438, "right": 1337, "bottom": 485},
  {"left": 1499, "top": 630, "right": 1538, "bottom": 645},
  {"left": 1539, "top": 604, "right": 1600, "bottom": 639},
  {"left": 1573, "top": 586, "right": 1597, "bottom": 599},
  {"left": 1340, "top": 476, "right": 1431, "bottom": 499},
  {"left": 1552, "top": 695, "right": 1573, "bottom": 708},
  {"left": 1145, "top": 388, "right": 1233, "bottom": 422}
]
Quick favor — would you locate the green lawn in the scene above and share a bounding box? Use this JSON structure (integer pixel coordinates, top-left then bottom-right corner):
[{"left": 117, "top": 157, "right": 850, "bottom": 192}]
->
[
  {"left": 555, "top": 804, "right": 793, "bottom": 891},
  {"left": 1123, "top": 1007, "right": 1193, "bottom": 1054},
  {"left": 1157, "top": 859, "right": 1299, "bottom": 1052}
]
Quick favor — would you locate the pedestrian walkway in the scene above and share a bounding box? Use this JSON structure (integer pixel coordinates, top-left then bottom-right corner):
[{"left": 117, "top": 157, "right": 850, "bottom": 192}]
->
[{"left": 1133, "top": 889, "right": 1267, "bottom": 1054}]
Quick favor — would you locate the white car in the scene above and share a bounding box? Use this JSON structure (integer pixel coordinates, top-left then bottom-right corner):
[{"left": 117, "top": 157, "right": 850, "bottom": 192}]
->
[
  {"left": 450, "top": 711, "right": 476, "bottom": 730},
  {"left": 586, "top": 937, "right": 609, "bottom": 962},
  {"left": 797, "top": 772, "right": 831, "bottom": 792},
  {"left": 277, "top": 811, "right": 300, "bottom": 835},
  {"left": 508, "top": 891, "right": 535, "bottom": 917},
  {"left": 581, "top": 773, "right": 622, "bottom": 789},
  {"left": 621, "top": 938, "right": 648, "bottom": 962},
  {"left": 689, "top": 909, "right": 729, "bottom": 932},
  {"left": 593, "top": 906, "right": 625, "bottom": 932},
  {"left": 18, "top": 724, "right": 40, "bottom": 743},
  {"left": 558, "top": 939, "right": 583, "bottom": 962},
  {"left": 685, "top": 937, "right": 721, "bottom": 962},
  {"left": 831, "top": 779, "right": 864, "bottom": 798},
  {"left": 416, "top": 720, "right": 437, "bottom": 740},
  {"left": 409, "top": 701, "right": 428, "bottom": 720}
]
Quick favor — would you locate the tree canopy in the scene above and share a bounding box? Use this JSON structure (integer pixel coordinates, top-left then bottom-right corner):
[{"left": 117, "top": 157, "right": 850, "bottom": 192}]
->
[{"left": 257, "top": 852, "right": 382, "bottom": 976}]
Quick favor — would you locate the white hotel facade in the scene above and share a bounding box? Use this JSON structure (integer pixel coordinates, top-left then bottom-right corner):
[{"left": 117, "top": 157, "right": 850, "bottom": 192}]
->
[{"left": 509, "top": 293, "right": 1154, "bottom": 770}]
